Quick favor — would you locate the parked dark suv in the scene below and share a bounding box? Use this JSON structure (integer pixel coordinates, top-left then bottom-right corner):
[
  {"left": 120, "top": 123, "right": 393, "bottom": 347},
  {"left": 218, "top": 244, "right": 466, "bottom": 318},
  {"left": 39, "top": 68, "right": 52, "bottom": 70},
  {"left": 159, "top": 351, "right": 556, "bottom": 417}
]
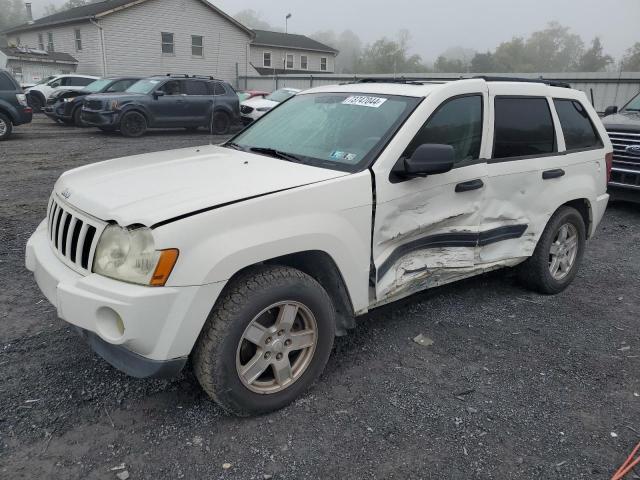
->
[
  {"left": 0, "top": 69, "right": 33, "bottom": 140},
  {"left": 602, "top": 92, "right": 640, "bottom": 201},
  {"left": 44, "top": 76, "right": 141, "bottom": 127},
  {"left": 81, "top": 75, "right": 241, "bottom": 137}
]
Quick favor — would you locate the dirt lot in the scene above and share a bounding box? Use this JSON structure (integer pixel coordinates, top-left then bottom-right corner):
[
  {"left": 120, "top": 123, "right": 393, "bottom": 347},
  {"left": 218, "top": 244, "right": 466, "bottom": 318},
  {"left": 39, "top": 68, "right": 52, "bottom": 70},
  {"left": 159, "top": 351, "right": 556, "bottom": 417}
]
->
[{"left": 1, "top": 117, "right": 639, "bottom": 479}]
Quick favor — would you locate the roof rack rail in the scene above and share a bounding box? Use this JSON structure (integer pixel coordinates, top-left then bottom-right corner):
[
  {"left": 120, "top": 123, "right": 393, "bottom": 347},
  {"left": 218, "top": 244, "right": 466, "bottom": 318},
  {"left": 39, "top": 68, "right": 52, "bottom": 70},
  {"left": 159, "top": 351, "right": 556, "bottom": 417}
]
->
[
  {"left": 471, "top": 75, "right": 572, "bottom": 88},
  {"left": 165, "top": 73, "right": 190, "bottom": 78},
  {"left": 348, "top": 77, "right": 445, "bottom": 86}
]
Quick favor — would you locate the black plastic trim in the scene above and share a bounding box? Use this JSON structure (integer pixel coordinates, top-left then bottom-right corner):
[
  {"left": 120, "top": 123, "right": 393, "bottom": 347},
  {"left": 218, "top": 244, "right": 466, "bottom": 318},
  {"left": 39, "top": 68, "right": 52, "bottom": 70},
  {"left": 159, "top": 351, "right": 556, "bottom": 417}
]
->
[
  {"left": 75, "top": 327, "right": 187, "bottom": 379},
  {"left": 377, "top": 224, "right": 528, "bottom": 279}
]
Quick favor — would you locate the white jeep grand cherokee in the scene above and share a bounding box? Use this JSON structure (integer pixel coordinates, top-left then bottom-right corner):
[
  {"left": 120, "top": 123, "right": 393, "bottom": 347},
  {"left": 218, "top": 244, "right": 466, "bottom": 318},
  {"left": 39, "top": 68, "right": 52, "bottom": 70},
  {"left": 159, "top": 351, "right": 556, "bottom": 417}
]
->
[{"left": 26, "top": 78, "right": 611, "bottom": 416}]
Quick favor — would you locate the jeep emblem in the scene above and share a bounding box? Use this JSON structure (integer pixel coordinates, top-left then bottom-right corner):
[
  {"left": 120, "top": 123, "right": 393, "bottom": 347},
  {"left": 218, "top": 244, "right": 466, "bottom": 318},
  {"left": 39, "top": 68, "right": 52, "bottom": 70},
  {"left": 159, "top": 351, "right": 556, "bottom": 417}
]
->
[
  {"left": 61, "top": 188, "right": 71, "bottom": 199},
  {"left": 626, "top": 145, "right": 640, "bottom": 156}
]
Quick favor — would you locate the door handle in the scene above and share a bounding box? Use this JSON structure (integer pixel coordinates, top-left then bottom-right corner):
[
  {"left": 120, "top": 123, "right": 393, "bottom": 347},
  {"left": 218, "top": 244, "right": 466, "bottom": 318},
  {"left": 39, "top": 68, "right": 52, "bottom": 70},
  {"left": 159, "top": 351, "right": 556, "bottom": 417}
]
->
[
  {"left": 542, "top": 168, "right": 565, "bottom": 180},
  {"left": 455, "top": 179, "right": 484, "bottom": 193}
]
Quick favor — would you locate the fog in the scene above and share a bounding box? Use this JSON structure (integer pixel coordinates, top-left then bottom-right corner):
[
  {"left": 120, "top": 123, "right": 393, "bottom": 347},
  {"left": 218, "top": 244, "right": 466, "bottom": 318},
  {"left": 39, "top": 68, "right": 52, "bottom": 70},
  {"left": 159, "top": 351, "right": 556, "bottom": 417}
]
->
[{"left": 26, "top": 0, "right": 640, "bottom": 61}]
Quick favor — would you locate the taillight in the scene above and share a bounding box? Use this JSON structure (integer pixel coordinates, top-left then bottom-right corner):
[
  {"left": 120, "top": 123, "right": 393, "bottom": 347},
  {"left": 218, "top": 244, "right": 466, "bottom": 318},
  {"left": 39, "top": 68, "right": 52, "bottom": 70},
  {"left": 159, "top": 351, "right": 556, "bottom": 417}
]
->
[{"left": 605, "top": 152, "right": 613, "bottom": 183}]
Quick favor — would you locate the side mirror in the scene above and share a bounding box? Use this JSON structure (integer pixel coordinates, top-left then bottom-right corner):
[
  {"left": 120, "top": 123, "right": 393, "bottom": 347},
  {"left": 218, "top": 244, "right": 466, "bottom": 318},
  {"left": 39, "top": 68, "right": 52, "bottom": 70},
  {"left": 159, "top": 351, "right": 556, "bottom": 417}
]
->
[
  {"left": 392, "top": 144, "right": 455, "bottom": 179},
  {"left": 153, "top": 90, "right": 165, "bottom": 98},
  {"left": 604, "top": 105, "right": 618, "bottom": 116}
]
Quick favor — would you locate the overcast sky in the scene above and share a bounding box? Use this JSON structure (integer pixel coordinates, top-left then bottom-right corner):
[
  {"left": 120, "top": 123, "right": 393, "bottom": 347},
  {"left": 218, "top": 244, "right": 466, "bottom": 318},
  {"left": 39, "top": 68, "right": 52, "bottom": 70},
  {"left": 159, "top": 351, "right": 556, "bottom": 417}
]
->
[{"left": 28, "top": 0, "right": 640, "bottom": 60}]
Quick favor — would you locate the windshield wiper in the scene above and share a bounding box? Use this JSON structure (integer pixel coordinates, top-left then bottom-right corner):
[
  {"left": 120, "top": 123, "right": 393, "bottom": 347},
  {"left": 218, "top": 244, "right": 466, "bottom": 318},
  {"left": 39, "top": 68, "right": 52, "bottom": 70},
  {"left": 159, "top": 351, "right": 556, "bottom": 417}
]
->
[
  {"left": 248, "top": 147, "right": 304, "bottom": 163},
  {"left": 224, "top": 142, "right": 245, "bottom": 151}
]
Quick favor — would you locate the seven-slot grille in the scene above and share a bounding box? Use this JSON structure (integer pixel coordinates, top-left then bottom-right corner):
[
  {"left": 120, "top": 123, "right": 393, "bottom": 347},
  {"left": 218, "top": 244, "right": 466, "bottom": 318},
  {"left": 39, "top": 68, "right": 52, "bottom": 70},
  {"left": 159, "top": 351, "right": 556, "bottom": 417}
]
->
[
  {"left": 608, "top": 130, "right": 640, "bottom": 189},
  {"left": 47, "top": 195, "right": 104, "bottom": 274}
]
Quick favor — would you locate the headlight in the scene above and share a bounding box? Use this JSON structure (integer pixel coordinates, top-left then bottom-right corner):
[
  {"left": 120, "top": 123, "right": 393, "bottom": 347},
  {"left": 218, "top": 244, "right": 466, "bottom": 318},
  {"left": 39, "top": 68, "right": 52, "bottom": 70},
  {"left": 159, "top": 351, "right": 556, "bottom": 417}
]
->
[
  {"left": 93, "top": 225, "right": 178, "bottom": 286},
  {"left": 63, "top": 97, "right": 74, "bottom": 103},
  {"left": 256, "top": 107, "right": 271, "bottom": 112}
]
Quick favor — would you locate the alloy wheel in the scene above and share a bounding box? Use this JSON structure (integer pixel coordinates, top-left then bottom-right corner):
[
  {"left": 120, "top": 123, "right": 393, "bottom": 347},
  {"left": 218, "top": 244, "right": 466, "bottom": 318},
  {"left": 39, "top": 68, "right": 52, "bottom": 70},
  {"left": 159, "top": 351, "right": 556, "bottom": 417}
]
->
[
  {"left": 236, "top": 301, "right": 318, "bottom": 394},
  {"left": 549, "top": 223, "right": 579, "bottom": 280}
]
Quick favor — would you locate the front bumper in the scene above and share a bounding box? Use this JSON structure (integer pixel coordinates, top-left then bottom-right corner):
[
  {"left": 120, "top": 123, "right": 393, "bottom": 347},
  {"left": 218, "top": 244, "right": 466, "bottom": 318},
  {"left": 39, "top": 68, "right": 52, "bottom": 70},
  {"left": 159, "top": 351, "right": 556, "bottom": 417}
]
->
[
  {"left": 44, "top": 102, "right": 73, "bottom": 121},
  {"left": 81, "top": 109, "right": 119, "bottom": 127},
  {"left": 25, "top": 221, "right": 225, "bottom": 378}
]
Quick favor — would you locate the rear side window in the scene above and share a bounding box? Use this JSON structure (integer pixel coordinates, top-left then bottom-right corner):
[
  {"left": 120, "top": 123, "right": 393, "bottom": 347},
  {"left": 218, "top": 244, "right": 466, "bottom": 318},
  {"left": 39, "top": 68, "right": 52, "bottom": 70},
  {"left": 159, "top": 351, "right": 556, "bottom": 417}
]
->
[
  {"left": 553, "top": 99, "right": 602, "bottom": 150},
  {"left": 185, "top": 80, "right": 209, "bottom": 95},
  {"left": 0, "top": 72, "right": 18, "bottom": 90},
  {"left": 404, "top": 94, "right": 483, "bottom": 164},
  {"left": 213, "top": 82, "right": 226, "bottom": 95},
  {"left": 493, "top": 97, "right": 556, "bottom": 159}
]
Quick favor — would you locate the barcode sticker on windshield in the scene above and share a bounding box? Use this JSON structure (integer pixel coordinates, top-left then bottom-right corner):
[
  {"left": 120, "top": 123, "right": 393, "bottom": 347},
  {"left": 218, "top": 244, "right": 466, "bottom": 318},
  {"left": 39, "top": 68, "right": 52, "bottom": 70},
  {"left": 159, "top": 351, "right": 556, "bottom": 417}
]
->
[{"left": 342, "top": 96, "right": 387, "bottom": 108}]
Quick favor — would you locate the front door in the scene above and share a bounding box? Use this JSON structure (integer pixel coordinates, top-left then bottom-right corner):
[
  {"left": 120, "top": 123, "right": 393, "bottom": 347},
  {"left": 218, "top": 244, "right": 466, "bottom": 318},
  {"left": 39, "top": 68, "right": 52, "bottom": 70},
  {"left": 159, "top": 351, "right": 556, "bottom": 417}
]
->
[
  {"left": 371, "top": 81, "right": 490, "bottom": 304},
  {"left": 148, "top": 79, "right": 186, "bottom": 126}
]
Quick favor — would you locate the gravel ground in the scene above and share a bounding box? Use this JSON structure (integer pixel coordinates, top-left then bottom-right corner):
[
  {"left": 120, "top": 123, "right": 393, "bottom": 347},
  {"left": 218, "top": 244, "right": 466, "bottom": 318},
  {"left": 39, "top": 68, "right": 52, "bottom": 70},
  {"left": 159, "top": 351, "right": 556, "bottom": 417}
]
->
[{"left": 1, "top": 117, "right": 639, "bottom": 479}]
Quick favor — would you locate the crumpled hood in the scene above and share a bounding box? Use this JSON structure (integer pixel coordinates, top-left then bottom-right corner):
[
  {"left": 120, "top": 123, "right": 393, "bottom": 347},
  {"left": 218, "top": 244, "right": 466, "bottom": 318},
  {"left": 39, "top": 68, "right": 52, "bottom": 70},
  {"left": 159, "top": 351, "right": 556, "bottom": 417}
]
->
[
  {"left": 54, "top": 145, "right": 348, "bottom": 227},
  {"left": 602, "top": 111, "right": 640, "bottom": 133}
]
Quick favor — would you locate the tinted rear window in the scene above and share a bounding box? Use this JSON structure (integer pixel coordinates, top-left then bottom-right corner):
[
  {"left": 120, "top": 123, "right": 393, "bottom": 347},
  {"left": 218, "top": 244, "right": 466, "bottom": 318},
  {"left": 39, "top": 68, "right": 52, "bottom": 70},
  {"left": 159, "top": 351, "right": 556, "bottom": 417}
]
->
[
  {"left": 0, "top": 72, "right": 18, "bottom": 91},
  {"left": 493, "top": 97, "right": 556, "bottom": 159},
  {"left": 185, "top": 80, "right": 209, "bottom": 95},
  {"left": 213, "top": 82, "right": 226, "bottom": 95},
  {"left": 553, "top": 99, "right": 601, "bottom": 150}
]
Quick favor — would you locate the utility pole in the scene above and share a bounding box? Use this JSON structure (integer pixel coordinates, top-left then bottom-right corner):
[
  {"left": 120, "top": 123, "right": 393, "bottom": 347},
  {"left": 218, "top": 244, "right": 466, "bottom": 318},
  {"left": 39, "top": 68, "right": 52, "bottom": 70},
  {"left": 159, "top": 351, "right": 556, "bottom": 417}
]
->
[{"left": 285, "top": 13, "right": 292, "bottom": 34}]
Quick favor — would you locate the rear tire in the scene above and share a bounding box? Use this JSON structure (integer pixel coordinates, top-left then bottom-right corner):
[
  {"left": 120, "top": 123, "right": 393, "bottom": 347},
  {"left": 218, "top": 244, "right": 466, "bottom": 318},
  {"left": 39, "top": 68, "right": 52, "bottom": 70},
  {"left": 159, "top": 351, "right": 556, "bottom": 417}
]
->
[
  {"left": 210, "top": 111, "right": 230, "bottom": 135},
  {"left": 517, "top": 206, "right": 586, "bottom": 294},
  {"left": 119, "top": 111, "right": 147, "bottom": 137},
  {"left": 0, "top": 113, "right": 13, "bottom": 141},
  {"left": 193, "top": 265, "right": 336, "bottom": 416}
]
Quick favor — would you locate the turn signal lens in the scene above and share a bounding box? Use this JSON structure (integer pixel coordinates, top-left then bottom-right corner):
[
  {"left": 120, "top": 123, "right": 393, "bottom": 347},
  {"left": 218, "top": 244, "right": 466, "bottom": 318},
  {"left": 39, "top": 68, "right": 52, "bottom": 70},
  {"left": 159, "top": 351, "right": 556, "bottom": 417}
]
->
[{"left": 150, "top": 249, "right": 179, "bottom": 286}]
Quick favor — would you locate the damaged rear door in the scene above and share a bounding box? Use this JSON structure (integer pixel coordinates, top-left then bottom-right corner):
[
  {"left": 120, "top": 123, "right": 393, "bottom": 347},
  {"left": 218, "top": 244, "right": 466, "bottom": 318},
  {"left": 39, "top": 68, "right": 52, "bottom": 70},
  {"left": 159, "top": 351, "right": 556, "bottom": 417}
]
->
[{"left": 371, "top": 81, "right": 491, "bottom": 303}]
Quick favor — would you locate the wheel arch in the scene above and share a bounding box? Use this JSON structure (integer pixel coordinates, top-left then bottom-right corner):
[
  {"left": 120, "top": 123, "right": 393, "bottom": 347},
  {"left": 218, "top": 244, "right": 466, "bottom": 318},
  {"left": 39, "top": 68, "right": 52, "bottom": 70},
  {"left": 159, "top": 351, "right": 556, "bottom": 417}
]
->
[
  {"left": 221, "top": 250, "right": 356, "bottom": 336},
  {"left": 559, "top": 198, "right": 592, "bottom": 238},
  {"left": 0, "top": 104, "right": 16, "bottom": 124}
]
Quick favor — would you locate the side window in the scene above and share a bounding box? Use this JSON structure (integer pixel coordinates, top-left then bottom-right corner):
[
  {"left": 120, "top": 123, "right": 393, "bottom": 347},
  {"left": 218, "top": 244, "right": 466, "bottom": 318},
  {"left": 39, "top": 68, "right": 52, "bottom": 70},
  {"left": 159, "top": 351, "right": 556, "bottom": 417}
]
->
[
  {"left": 553, "top": 99, "right": 602, "bottom": 150},
  {"left": 68, "top": 77, "right": 93, "bottom": 86},
  {"left": 185, "top": 80, "right": 209, "bottom": 95},
  {"left": 213, "top": 82, "right": 226, "bottom": 95},
  {"left": 159, "top": 80, "right": 183, "bottom": 95},
  {"left": 493, "top": 97, "right": 555, "bottom": 159},
  {"left": 403, "top": 95, "right": 483, "bottom": 164}
]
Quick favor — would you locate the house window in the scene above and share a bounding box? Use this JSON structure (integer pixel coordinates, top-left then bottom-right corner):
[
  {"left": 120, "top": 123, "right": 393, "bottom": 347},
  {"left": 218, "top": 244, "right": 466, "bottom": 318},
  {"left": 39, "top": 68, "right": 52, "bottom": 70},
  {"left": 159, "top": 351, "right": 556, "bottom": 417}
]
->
[
  {"left": 263, "top": 51, "right": 271, "bottom": 68},
  {"left": 75, "top": 29, "right": 82, "bottom": 51},
  {"left": 47, "top": 32, "right": 54, "bottom": 52},
  {"left": 38, "top": 33, "right": 44, "bottom": 50},
  {"left": 300, "top": 55, "right": 308, "bottom": 70},
  {"left": 320, "top": 57, "right": 327, "bottom": 71},
  {"left": 161, "top": 32, "right": 174, "bottom": 54},
  {"left": 286, "top": 54, "right": 294, "bottom": 69},
  {"left": 191, "top": 35, "right": 203, "bottom": 56}
]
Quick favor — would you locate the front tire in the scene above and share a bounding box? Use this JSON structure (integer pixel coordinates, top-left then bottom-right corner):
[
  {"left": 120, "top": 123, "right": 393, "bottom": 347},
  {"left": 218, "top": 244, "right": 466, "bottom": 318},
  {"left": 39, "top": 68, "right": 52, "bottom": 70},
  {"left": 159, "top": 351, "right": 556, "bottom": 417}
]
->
[
  {"left": 73, "top": 107, "right": 86, "bottom": 127},
  {"left": 0, "top": 113, "right": 13, "bottom": 141},
  {"left": 193, "top": 265, "right": 336, "bottom": 416},
  {"left": 517, "top": 206, "right": 586, "bottom": 294},
  {"left": 119, "top": 111, "right": 147, "bottom": 137}
]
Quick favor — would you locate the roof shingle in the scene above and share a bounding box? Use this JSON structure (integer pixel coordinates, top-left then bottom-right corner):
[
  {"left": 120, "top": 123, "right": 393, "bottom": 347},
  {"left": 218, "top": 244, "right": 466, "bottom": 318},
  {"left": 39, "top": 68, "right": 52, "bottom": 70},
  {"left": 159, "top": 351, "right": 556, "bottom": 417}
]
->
[{"left": 252, "top": 30, "right": 338, "bottom": 54}]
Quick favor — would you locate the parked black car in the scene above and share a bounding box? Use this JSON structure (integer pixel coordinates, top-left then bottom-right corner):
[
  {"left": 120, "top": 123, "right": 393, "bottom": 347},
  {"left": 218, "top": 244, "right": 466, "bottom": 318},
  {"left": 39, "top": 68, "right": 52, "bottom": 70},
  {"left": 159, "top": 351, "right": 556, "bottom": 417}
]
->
[
  {"left": 602, "top": 93, "right": 640, "bottom": 201},
  {"left": 81, "top": 75, "right": 241, "bottom": 137},
  {"left": 0, "top": 68, "right": 33, "bottom": 141},
  {"left": 44, "top": 76, "right": 142, "bottom": 127}
]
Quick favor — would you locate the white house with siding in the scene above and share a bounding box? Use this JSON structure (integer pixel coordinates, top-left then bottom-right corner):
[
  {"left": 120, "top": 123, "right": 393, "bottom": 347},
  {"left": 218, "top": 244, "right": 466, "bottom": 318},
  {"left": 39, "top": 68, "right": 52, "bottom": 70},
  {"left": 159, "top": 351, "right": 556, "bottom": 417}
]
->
[
  {"left": 249, "top": 30, "right": 338, "bottom": 75},
  {"left": 3, "top": 0, "right": 256, "bottom": 85}
]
